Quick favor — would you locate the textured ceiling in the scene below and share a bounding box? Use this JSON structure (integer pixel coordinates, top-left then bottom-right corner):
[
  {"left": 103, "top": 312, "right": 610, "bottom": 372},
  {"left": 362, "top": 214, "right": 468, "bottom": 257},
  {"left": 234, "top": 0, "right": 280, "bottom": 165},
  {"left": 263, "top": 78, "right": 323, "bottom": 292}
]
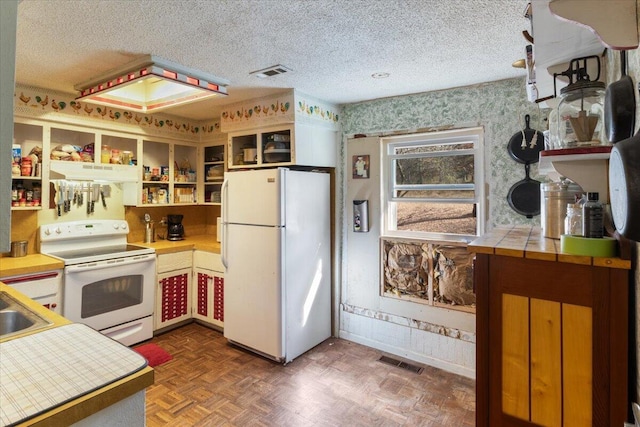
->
[{"left": 15, "top": 0, "right": 529, "bottom": 121}]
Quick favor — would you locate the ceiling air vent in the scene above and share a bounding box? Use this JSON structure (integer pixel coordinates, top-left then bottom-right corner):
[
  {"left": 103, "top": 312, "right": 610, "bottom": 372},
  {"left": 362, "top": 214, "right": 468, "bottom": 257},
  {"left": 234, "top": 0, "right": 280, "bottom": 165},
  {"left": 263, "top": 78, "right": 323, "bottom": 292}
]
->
[{"left": 250, "top": 64, "right": 292, "bottom": 79}]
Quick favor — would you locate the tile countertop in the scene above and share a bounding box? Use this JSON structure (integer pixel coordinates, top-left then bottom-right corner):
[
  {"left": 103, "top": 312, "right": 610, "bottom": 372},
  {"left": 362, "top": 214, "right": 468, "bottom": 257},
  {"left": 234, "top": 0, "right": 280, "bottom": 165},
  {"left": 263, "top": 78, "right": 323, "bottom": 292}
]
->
[
  {"left": 132, "top": 234, "right": 221, "bottom": 255},
  {"left": 0, "top": 283, "right": 154, "bottom": 426},
  {"left": 468, "top": 225, "right": 631, "bottom": 270}
]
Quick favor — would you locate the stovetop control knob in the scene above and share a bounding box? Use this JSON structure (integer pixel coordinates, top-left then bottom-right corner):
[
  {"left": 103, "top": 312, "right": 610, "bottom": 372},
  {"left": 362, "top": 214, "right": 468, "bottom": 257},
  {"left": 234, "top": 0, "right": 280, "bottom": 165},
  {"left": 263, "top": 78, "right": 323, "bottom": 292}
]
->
[
  {"left": 55, "top": 227, "right": 62, "bottom": 234},
  {"left": 120, "top": 223, "right": 128, "bottom": 231},
  {"left": 44, "top": 228, "right": 51, "bottom": 236},
  {"left": 112, "top": 223, "right": 119, "bottom": 229}
]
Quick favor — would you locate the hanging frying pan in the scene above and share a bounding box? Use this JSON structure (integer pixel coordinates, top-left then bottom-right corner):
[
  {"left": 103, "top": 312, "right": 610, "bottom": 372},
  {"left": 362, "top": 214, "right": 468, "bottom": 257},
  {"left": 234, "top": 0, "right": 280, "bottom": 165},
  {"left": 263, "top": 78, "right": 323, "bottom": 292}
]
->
[
  {"left": 604, "top": 50, "right": 636, "bottom": 143},
  {"left": 507, "top": 163, "right": 541, "bottom": 218},
  {"left": 507, "top": 114, "right": 544, "bottom": 164}
]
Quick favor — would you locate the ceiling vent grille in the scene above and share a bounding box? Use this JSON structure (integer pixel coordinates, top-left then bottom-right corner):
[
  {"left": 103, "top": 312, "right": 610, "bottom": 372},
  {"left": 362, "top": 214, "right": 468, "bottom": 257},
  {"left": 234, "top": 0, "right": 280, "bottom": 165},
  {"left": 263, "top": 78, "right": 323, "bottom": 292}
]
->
[{"left": 250, "top": 64, "right": 292, "bottom": 79}]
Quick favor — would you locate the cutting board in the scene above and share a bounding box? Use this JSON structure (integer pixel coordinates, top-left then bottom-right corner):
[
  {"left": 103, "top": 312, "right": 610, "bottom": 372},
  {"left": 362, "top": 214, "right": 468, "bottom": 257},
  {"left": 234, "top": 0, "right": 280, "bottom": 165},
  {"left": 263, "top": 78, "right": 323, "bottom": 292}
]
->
[{"left": 0, "top": 323, "right": 147, "bottom": 426}]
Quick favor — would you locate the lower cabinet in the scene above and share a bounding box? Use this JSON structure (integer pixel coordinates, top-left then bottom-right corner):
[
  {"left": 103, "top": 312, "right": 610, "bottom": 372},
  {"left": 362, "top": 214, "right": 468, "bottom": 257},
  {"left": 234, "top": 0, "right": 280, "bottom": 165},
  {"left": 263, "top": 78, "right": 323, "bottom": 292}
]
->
[
  {"left": 475, "top": 254, "right": 630, "bottom": 427},
  {"left": 192, "top": 250, "right": 224, "bottom": 328},
  {"left": 155, "top": 251, "right": 192, "bottom": 331},
  {"left": 0, "top": 270, "right": 62, "bottom": 314}
]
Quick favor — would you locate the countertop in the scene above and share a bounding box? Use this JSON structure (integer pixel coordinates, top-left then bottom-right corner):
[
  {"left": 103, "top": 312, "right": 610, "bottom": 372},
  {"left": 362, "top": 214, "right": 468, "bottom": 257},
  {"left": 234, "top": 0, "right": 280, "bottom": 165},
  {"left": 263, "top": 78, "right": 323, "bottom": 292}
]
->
[
  {"left": 0, "top": 235, "right": 220, "bottom": 278},
  {"left": 468, "top": 225, "right": 631, "bottom": 270},
  {"left": 132, "top": 234, "right": 221, "bottom": 255},
  {"left": 0, "top": 255, "right": 65, "bottom": 278},
  {"left": 0, "top": 283, "right": 154, "bottom": 426}
]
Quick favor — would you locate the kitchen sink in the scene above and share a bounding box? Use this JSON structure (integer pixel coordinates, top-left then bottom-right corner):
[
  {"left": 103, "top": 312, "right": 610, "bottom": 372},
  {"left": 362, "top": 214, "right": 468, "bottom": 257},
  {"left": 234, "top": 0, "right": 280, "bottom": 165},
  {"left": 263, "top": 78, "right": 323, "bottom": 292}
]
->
[{"left": 0, "top": 292, "right": 52, "bottom": 339}]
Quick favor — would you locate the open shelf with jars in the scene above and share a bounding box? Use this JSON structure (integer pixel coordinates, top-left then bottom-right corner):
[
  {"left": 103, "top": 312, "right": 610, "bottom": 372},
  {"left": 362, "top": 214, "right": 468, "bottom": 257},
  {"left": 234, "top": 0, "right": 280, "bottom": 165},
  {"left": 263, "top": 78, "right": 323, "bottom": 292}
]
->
[
  {"left": 202, "top": 143, "right": 225, "bottom": 205},
  {"left": 137, "top": 139, "right": 198, "bottom": 206},
  {"left": 12, "top": 122, "right": 44, "bottom": 210}
]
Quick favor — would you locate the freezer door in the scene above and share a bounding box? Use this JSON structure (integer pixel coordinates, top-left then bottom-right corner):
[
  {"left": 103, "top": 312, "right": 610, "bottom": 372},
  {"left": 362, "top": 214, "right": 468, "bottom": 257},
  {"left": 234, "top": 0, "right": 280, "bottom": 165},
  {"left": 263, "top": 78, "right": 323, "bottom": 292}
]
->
[
  {"left": 223, "top": 223, "right": 284, "bottom": 360},
  {"left": 225, "top": 169, "right": 284, "bottom": 226}
]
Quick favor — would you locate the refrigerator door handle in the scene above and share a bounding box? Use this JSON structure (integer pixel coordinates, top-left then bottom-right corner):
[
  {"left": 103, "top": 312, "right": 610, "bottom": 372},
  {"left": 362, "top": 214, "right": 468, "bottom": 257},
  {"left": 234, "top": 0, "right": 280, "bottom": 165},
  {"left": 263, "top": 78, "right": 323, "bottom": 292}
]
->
[{"left": 221, "top": 177, "right": 229, "bottom": 268}]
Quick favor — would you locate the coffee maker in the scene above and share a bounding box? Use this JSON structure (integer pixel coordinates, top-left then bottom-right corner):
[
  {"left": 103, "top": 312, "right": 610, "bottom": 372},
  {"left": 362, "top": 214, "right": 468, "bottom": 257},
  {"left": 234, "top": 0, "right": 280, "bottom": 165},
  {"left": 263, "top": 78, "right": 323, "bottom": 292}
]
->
[{"left": 166, "top": 214, "right": 185, "bottom": 241}]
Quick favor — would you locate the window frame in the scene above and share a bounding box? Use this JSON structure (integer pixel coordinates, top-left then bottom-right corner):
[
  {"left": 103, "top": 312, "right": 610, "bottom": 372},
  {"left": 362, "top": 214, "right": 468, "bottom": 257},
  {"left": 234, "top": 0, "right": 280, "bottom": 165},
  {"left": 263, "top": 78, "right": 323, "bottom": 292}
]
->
[{"left": 380, "top": 127, "right": 485, "bottom": 241}]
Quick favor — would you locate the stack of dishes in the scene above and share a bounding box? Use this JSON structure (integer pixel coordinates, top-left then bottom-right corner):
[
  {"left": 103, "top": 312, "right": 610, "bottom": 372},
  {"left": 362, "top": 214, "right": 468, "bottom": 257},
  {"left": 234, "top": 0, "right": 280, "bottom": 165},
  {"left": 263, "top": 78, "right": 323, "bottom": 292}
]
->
[{"left": 264, "top": 141, "right": 290, "bottom": 163}]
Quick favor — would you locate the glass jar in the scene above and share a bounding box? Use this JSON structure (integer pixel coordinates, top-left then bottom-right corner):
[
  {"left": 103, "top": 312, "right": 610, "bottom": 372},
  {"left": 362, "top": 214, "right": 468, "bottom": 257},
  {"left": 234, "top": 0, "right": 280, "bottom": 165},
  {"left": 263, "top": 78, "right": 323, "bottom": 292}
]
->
[
  {"left": 556, "top": 81, "right": 607, "bottom": 148},
  {"left": 110, "top": 149, "right": 121, "bottom": 164},
  {"left": 101, "top": 145, "right": 111, "bottom": 164},
  {"left": 564, "top": 203, "right": 583, "bottom": 236},
  {"left": 20, "top": 157, "right": 32, "bottom": 176}
]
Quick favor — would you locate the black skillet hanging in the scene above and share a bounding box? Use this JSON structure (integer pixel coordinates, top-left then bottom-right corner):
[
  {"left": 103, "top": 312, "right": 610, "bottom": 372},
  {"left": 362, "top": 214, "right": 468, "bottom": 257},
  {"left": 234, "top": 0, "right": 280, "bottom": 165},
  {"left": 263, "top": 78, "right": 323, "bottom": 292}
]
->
[
  {"left": 507, "top": 163, "right": 541, "bottom": 218},
  {"left": 507, "top": 114, "right": 544, "bottom": 163},
  {"left": 506, "top": 114, "right": 544, "bottom": 218}
]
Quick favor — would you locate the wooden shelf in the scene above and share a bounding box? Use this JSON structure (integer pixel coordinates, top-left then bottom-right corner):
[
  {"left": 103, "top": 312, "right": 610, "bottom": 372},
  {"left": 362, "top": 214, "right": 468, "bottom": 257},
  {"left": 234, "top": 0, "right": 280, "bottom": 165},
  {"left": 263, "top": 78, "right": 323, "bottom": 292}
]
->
[{"left": 538, "top": 146, "right": 611, "bottom": 201}]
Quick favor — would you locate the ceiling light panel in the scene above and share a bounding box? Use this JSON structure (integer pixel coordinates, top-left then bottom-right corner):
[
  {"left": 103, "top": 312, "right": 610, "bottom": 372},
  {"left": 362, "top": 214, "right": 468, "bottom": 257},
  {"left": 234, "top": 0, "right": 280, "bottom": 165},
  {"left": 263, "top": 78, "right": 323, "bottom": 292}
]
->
[{"left": 75, "top": 55, "right": 229, "bottom": 113}]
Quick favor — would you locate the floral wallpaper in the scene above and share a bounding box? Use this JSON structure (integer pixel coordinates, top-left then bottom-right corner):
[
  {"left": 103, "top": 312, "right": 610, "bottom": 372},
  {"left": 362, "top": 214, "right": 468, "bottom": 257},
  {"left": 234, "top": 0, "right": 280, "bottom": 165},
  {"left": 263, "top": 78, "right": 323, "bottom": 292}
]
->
[{"left": 340, "top": 78, "right": 546, "bottom": 229}]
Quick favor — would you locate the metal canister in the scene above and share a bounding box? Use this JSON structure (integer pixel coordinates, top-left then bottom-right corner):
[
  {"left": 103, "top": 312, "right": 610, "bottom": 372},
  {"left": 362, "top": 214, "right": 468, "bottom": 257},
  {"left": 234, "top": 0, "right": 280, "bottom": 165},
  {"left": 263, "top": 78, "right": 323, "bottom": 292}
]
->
[
  {"left": 541, "top": 179, "right": 584, "bottom": 239},
  {"left": 10, "top": 240, "right": 28, "bottom": 257},
  {"left": 144, "top": 221, "right": 156, "bottom": 243}
]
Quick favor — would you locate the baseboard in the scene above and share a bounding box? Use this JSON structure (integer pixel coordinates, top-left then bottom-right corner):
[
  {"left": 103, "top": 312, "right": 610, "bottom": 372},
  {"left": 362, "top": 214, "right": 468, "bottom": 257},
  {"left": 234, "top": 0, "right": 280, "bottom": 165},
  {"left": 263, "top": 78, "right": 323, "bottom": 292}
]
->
[{"left": 339, "top": 329, "right": 476, "bottom": 379}]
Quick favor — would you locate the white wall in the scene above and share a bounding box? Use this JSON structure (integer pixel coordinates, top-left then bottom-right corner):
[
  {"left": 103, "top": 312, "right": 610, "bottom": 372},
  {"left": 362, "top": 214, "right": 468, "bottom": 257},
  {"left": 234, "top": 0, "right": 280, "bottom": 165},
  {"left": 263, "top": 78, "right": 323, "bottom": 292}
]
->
[{"left": 341, "top": 135, "right": 475, "bottom": 378}]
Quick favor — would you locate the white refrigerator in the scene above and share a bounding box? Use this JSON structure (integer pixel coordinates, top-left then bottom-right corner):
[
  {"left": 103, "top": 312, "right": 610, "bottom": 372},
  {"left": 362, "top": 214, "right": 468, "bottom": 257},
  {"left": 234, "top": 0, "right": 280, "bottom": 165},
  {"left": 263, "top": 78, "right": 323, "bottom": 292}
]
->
[{"left": 221, "top": 168, "right": 331, "bottom": 363}]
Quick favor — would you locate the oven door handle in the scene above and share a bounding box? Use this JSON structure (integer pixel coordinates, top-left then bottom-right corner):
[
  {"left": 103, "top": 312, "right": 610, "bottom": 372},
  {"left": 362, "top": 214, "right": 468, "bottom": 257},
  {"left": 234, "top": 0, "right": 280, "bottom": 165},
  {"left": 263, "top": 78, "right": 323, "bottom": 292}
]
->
[{"left": 65, "top": 254, "right": 155, "bottom": 273}]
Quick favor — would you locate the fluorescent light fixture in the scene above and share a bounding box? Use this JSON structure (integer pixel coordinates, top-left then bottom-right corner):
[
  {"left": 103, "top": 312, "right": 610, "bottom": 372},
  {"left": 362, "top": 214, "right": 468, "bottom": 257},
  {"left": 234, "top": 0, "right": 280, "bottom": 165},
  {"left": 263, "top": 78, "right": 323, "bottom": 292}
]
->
[{"left": 74, "top": 55, "right": 229, "bottom": 113}]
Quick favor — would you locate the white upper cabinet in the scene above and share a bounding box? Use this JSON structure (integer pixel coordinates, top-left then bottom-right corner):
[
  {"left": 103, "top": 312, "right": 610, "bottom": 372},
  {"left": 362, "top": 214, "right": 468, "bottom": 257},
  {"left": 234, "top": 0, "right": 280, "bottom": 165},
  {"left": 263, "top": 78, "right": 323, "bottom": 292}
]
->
[{"left": 549, "top": 0, "right": 639, "bottom": 50}]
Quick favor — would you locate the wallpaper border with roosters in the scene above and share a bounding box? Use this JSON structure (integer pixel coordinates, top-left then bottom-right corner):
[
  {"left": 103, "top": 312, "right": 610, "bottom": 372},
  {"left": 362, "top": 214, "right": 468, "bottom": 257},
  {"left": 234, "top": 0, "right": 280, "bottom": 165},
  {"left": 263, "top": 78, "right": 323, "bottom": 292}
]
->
[
  {"left": 219, "top": 89, "right": 341, "bottom": 134},
  {"left": 13, "top": 84, "right": 222, "bottom": 142}
]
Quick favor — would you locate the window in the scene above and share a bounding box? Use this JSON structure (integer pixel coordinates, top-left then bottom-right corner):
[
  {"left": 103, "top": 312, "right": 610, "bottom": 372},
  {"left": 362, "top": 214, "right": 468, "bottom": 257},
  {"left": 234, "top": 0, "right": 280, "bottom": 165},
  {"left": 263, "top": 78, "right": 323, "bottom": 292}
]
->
[
  {"left": 380, "top": 127, "right": 483, "bottom": 310},
  {"left": 381, "top": 127, "right": 485, "bottom": 241}
]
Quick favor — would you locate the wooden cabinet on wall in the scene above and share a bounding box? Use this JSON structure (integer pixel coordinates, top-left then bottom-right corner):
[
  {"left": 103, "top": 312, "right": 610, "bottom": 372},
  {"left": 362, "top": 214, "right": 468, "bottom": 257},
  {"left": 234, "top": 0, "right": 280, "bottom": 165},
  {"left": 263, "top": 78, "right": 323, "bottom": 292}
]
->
[
  {"left": 192, "top": 250, "right": 224, "bottom": 328},
  {"left": 155, "top": 251, "right": 192, "bottom": 331},
  {"left": 471, "top": 227, "right": 630, "bottom": 427}
]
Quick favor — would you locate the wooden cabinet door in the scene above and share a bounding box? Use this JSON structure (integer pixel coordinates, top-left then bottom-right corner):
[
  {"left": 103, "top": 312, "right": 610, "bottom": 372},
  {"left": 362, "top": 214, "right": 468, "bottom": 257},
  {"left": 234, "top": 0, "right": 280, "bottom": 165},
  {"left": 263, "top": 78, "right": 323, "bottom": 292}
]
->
[
  {"left": 192, "top": 268, "right": 224, "bottom": 328},
  {"left": 476, "top": 254, "right": 629, "bottom": 427},
  {"left": 155, "top": 267, "right": 192, "bottom": 330}
]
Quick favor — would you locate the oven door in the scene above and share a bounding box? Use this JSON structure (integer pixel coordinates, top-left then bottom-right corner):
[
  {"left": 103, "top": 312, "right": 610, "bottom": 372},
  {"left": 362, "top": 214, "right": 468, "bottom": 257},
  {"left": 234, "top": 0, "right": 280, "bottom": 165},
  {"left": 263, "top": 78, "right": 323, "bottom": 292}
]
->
[{"left": 63, "top": 254, "right": 155, "bottom": 332}]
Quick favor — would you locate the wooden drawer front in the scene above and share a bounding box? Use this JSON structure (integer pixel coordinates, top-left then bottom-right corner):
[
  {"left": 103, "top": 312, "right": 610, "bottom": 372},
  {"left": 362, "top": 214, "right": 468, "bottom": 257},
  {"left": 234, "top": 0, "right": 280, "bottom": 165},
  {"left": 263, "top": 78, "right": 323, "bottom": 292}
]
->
[
  {"left": 160, "top": 272, "right": 189, "bottom": 322},
  {"left": 193, "top": 250, "right": 223, "bottom": 272},
  {"left": 157, "top": 251, "right": 192, "bottom": 273},
  {"left": 501, "top": 293, "right": 592, "bottom": 426}
]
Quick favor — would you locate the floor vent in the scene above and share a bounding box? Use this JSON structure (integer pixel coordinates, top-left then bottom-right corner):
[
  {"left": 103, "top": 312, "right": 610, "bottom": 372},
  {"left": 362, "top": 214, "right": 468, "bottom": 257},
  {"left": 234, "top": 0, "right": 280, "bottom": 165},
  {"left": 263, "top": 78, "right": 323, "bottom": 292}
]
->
[{"left": 378, "top": 355, "right": 424, "bottom": 374}]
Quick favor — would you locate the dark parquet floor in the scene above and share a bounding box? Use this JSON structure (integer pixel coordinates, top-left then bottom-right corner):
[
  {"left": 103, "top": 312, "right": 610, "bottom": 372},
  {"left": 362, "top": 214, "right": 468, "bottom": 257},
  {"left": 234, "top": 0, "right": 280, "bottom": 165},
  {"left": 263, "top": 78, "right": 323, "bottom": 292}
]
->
[{"left": 145, "top": 323, "right": 475, "bottom": 426}]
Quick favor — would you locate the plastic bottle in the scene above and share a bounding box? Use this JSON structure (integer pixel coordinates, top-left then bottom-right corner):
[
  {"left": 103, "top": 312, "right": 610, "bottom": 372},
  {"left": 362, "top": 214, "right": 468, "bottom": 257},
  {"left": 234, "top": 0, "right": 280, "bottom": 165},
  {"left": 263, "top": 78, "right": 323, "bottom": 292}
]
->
[{"left": 582, "top": 192, "right": 603, "bottom": 238}]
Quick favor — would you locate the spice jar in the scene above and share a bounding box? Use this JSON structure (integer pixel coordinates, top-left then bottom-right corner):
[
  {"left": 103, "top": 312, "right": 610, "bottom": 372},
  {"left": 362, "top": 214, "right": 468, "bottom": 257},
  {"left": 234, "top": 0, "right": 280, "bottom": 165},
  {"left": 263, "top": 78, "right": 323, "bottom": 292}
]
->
[
  {"left": 12, "top": 162, "right": 20, "bottom": 176},
  {"left": 20, "top": 157, "right": 32, "bottom": 176}
]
